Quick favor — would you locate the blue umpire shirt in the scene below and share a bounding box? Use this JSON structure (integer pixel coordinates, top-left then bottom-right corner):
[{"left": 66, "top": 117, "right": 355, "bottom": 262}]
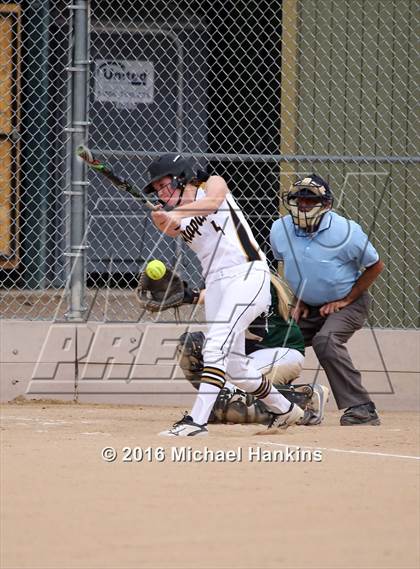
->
[{"left": 270, "top": 211, "right": 379, "bottom": 306}]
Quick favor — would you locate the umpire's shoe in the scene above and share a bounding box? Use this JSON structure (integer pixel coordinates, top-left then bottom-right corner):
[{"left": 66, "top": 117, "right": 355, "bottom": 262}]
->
[
  {"left": 262, "top": 402, "right": 304, "bottom": 433},
  {"left": 340, "top": 402, "right": 381, "bottom": 426},
  {"left": 159, "top": 414, "right": 208, "bottom": 437}
]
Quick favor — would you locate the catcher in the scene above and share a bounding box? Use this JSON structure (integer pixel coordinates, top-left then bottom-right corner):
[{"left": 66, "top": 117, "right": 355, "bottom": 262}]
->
[{"left": 137, "top": 266, "right": 329, "bottom": 425}]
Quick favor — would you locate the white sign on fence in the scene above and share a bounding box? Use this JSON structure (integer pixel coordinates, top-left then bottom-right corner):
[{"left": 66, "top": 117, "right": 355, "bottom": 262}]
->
[{"left": 94, "top": 59, "right": 154, "bottom": 107}]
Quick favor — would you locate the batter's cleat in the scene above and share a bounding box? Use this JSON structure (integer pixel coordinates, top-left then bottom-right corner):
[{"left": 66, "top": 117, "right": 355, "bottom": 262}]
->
[
  {"left": 340, "top": 401, "right": 381, "bottom": 426},
  {"left": 300, "top": 384, "right": 330, "bottom": 425},
  {"left": 159, "top": 414, "right": 208, "bottom": 437},
  {"left": 259, "top": 402, "right": 304, "bottom": 434}
]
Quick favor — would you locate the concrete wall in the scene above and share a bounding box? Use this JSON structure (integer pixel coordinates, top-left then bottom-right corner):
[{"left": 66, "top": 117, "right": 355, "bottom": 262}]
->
[{"left": 1, "top": 320, "right": 419, "bottom": 410}]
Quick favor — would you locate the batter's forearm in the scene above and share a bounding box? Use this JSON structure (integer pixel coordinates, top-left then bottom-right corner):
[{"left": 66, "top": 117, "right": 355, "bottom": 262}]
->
[{"left": 151, "top": 217, "right": 180, "bottom": 238}]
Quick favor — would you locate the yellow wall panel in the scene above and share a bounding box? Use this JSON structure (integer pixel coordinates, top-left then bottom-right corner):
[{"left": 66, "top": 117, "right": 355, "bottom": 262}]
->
[
  {"left": 0, "top": 18, "right": 13, "bottom": 133},
  {"left": 0, "top": 3, "right": 21, "bottom": 268},
  {"left": 0, "top": 139, "right": 12, "bottom": 255},
  {"left": 0, "top": 14, "right": 13, "bottom": 134}
]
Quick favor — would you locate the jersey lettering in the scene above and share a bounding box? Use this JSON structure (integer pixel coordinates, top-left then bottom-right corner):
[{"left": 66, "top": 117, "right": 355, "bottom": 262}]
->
[
  {"left": 211, "top": 220, "right": 226, "bottom": 235},
  {"left": 179, "top": 189, "right": 266, "bottom": 274},
  {"left": 180, "top": 215, "right": 207, "bottom": 243}
]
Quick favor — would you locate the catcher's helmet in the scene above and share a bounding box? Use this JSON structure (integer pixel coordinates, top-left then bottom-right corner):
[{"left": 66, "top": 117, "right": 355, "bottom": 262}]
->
[
  {"left": 282, "top": 174, "right": 333, "bottom": 232},
  {"left": 144, "top": 154, "right": 195, "bottom": 194}
]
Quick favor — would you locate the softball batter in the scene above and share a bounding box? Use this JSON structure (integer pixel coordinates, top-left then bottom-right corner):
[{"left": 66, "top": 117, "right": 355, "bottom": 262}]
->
[{"left": 144, "top": 154, "right": 303, "bottom": 436}]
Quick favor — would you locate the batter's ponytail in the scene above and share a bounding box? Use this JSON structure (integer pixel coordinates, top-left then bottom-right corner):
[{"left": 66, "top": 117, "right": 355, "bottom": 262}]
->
[
  {"left": 190, "top": 169, "right": 210, "bottom": 187},
  {"left": 269, "top": 273, "right": 290, "bottom": 321}
]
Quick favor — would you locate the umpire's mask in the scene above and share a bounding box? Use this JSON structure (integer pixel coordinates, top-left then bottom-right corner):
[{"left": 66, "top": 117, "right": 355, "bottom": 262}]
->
[{"left": 282, "top": 174, "right": 333, "bottom": 233}]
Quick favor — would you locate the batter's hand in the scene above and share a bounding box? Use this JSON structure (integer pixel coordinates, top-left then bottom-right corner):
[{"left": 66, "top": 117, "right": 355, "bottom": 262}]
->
[
  {"left": 319, "top": 299, "right": 350, "bottom": 317},
  {"left": 151, "top": 209, "right": 181, "bottom": 233},
  {"left": 290, "top": 300, "right": 309, "bottom": 322}
]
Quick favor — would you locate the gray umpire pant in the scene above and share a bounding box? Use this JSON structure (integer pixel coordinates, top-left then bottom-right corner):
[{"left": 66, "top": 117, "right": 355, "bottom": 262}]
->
[{"left": 298, "top": 292, "right": 372, "bottom": 410}]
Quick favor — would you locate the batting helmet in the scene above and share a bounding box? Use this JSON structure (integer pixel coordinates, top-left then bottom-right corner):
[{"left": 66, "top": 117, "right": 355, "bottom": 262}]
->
[
  {"left": 144, "top": 154, "right": 195, "bottom": 194},
  {"left": 282, "top": 174, "right": 334, "bottom": 232}
]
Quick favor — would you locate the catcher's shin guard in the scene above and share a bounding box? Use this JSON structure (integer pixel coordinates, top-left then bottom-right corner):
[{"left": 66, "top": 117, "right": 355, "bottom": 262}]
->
[
  {"left": 177, "top": 331, "right": 205, "bottom": 390},
  {"left": 211, "top": 386, "right": 272, "bottom": 425}
]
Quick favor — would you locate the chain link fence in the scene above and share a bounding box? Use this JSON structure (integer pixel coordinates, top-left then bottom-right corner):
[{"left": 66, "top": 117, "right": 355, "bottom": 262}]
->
[{"left": 0, "top": 0, "right": 418, "bottom": 327}]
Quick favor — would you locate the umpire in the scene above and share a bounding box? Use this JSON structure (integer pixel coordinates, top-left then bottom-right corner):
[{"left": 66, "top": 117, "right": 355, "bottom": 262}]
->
[{"left": 270, "top": 174, "right": 384, "bottom": 425}]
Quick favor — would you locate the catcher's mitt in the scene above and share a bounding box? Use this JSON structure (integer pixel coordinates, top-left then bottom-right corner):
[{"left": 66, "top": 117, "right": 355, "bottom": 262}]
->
[{"left": 136, "top": 268, "right": 200, "bottom": 312}]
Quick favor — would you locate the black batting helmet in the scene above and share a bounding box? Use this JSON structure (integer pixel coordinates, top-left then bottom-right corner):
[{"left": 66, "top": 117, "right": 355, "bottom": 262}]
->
[{"left": 144, "top": 154, "right": 195, "bottom": 194}]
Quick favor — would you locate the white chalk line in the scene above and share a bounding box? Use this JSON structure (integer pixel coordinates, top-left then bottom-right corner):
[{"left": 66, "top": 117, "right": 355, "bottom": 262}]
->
[
  {"left": 258, "top": 441, "right": 420, "bottom": 461},
  {"left": 80, "top": 432, "right": 110, "bottom": 436}
]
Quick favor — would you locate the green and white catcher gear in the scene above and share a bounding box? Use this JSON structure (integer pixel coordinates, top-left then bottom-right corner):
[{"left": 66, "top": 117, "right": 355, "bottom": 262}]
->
[{"left": 177, "top": 331, "right": 206, "bottom": 391}]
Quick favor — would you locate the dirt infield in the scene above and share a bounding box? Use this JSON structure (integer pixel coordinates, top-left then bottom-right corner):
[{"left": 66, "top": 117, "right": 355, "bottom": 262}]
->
[{"left": 1, "top": 401, "right": 419, "bottom": 569}]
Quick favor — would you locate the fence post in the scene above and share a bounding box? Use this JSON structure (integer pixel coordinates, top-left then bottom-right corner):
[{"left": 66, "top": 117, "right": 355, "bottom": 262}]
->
[{"left": 65, "top": 0, "right": 90, "bottom": 321}]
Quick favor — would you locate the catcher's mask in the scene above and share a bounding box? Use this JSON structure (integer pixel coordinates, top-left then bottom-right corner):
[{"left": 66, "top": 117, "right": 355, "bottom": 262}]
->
[
  {"left": 282, "top": 174, "right": 333, "bottom": 233},
  {"left": 144, "top": 154, "right": 195, "bottom": 206}
]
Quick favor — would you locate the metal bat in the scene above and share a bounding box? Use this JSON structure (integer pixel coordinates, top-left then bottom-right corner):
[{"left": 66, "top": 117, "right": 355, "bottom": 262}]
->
[{"left": 76, "top": 144, "right": 156, "bottom": 209}]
